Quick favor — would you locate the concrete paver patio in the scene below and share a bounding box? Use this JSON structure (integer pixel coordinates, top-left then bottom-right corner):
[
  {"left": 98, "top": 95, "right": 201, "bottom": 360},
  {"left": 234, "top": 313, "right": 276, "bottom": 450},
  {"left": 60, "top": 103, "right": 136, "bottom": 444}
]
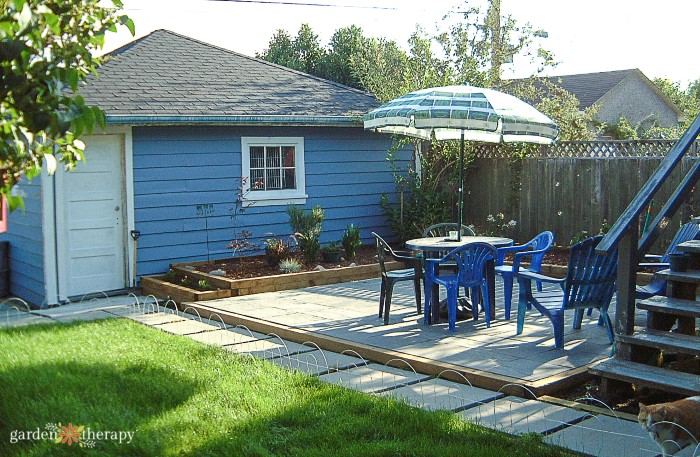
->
[{"left": 195, "top": 277, "right": 642, "bottom": 391}]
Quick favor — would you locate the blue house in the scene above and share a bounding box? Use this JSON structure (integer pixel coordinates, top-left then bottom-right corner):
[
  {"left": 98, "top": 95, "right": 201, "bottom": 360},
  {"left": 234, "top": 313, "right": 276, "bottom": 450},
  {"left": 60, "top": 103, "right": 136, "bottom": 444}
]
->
[{"left": 1, "top": 30, "right": 410, "bottom": 307}]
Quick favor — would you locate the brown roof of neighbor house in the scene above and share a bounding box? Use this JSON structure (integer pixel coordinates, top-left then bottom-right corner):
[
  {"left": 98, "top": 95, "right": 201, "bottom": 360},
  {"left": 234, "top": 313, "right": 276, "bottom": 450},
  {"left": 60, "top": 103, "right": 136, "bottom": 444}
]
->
[{"left": 79, "top": 29, "right": 379, "bottom": 125}]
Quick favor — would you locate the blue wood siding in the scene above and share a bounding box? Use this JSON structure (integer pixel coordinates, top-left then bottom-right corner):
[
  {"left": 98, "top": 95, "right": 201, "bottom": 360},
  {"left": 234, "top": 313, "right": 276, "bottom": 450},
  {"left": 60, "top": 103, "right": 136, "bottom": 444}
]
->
[
  {"left": 0, "top": 176, "right": 45, "bottom": 306},
  {"left": 132, "top": 126, "right": 410, "bottom": 276}
]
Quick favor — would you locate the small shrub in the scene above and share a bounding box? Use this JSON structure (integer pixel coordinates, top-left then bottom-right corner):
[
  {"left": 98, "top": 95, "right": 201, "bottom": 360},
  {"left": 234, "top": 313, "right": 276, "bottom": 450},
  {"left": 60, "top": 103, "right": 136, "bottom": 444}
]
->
[
  {"left": 342, "top": 224, "right": 362, "bottom": 261},
  {"left": 481, "top": 213, "right": 517, "bottom": 237},
  {"left": 322, "top": 240, "right": 341, "bottom": 252},
  {"left": 264, "top": 236, "right": 293, "bottom": 266},
  {"left": 164, "top": 269, "right": 176, "bottom": 283},
  {"left": 197, "top": 279, "right": 213, "bottom": 291},
  {"left": 279, "top": 258, "right": 302, "bottom": 273},
  {"left": 287, "top": 205, "right": 324, "bottom": 263},
  {"left": 292, "top": 232, "right": 321, "bottom": 263},
  {"left": 570, "top": 220, "right": 611, "bottom": 246},
  {"left": 569, "top": 230, "right": 589, "bottom": 246}
]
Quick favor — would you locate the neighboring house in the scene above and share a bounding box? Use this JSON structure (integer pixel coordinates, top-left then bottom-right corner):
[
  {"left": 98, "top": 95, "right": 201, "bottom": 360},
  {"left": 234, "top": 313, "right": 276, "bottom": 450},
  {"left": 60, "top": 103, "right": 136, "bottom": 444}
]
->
[
  {"left": 540, "top": 69, "right": 682, "bottom": 132},
  {"left": 1, "top": 30, "right": 409, "bottom": 307}
]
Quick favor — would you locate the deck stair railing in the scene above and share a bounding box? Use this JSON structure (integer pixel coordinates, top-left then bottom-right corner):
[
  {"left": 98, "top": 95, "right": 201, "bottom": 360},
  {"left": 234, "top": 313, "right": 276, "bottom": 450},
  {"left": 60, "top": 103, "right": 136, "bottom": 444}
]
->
[{"left": 591, "top": 114, "right": 700, "bottom": 398}]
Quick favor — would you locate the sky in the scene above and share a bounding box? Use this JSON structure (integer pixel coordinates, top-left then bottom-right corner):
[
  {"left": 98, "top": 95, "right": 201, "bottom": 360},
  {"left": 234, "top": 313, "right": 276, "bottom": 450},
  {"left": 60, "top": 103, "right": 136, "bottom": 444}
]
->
[{"left": 104, "top": 0, "right": 699, "bottom": 88}]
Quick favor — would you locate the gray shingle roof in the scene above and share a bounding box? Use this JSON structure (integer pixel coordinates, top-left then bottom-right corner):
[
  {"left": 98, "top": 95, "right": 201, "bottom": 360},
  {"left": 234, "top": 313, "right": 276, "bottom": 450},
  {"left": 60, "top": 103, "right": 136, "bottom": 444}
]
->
[
  {"left": 80, "top": 29, "right": 379, "bottom": 125},
  {"left": 542, "top": 69, "right": 638, "bottom": 109}
]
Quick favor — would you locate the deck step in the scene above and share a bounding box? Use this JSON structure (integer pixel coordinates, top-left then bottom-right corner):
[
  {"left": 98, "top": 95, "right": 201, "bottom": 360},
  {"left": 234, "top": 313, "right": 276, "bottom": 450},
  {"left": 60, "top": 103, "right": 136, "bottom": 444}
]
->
[
  {"left": 655, "top": 268, "right": 700, "bottom": 284},
  {"left": 617, "top": 329, "right": 700, "bottom": 355},
  {"left": 678, "top": 239, "right": 700, "bottom": 254},
  {"left": 637, "top": 295, "right": 700, "bottom": 318},
  {"left": 590, "top": 359, "right": 700, "bottom": 396}
]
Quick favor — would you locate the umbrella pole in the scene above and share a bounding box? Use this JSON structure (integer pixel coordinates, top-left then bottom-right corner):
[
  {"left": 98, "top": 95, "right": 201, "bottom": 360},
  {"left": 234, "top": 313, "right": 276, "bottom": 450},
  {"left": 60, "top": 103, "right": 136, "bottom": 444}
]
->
[{"left": 458, "top": 131, "right": 465, "bottom": 242}]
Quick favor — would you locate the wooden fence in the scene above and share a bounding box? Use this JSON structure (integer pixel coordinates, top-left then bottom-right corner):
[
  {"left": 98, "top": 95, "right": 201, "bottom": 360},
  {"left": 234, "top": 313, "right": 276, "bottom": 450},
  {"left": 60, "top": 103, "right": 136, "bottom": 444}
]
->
[{"left": 462, "top": 140, "right": 700, "bottom": 249}]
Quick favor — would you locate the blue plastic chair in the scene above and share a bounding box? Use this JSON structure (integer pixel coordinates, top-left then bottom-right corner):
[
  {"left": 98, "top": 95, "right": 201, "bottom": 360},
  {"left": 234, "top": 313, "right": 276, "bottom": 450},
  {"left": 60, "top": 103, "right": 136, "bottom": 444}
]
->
[
  {"left": 495, "top": 231, "right": 554, "bottom": 320},
  {"left": 515, "top": 236, "right": 618, "bottom": 349},
  {"left": 636, "top": 221, "right": 700, "bottom": 299},
  {"left": 424, "top": 242, "right": 497, "bottom": 332},
  {"left": 372, "top": 232, "right": 423, "bottom": 325}
]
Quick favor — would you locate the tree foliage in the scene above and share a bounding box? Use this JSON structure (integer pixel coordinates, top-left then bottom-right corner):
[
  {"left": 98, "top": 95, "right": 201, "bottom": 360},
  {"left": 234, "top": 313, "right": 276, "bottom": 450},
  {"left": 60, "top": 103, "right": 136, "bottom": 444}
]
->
[
  {"left": 256, "top": 1, "right": 596, "bottom": 238},
  {"left": 651, "top": 77, "right": 700, "bottom": 135},
  {"left": 0, "top": 0, "right": 134, "bottom": 209}
]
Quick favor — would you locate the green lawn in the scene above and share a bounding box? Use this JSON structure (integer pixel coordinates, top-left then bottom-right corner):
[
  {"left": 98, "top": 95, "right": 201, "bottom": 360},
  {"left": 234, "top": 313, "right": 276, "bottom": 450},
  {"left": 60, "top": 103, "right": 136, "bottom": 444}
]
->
[{"left": 0, "top": 319, "right": 574, "bottom": 456}]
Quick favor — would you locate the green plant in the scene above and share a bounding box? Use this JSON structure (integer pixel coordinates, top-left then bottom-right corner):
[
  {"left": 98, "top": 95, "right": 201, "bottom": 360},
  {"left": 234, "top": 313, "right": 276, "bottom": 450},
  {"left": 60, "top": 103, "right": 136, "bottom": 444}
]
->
[
  {"left": 481, "top": 213, "right": 517, "bottom": 237},
  {"left": 164, "top": 269, "right": 176, "bottom": 283},
  {"left": 197, "top": 279, "right": 213, "bottom": 291},
  {"left": 292, "top": 232, "right": 321, "bottom": 263},
  {"left": 569, "top": 220, "right": 611, "bottom": 246},
  {"left": 264, "top": 236, "right": 294, "bottom": 267},
  {"left": 569, "top": 230, "right": 589, "bottom": 246},
  {"left": 322, "top": 241, "right": 341, "bottom": 252},
  {"left": 380, "top": 139, "right": 455, "bottom": 243},
  {"left": 279, "top": 258, "right": 302, "bottom": 273},
  {"left": 287, "top": 205, "right": 325, "bottom": 263},
  {"left": 342, "top": 224, "right": 362, "bottom": 261}
]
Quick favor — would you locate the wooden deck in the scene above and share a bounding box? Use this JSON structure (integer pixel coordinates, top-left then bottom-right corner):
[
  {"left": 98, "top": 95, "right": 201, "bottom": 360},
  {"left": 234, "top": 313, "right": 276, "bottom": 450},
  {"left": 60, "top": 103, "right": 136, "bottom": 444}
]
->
[{"left": 184, "top": 278, "right": 644, "bottom": 396}]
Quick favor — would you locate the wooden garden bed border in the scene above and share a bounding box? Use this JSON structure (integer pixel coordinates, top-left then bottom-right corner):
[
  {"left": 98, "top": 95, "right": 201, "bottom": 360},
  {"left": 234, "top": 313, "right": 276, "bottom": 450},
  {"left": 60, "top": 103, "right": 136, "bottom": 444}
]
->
[{"left": 141, "top": 260, "right": 403, "bottom": 303}]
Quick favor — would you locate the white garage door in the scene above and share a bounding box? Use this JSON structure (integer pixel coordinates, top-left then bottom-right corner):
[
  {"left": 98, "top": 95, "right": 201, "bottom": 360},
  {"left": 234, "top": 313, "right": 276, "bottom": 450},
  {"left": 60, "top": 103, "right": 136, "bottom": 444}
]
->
[{"left": 57, "top": 135, "right": 127, "bottom": 297}]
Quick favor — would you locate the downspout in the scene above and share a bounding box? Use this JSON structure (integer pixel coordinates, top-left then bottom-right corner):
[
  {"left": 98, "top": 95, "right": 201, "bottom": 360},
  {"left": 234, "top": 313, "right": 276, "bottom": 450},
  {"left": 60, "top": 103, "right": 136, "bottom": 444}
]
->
[{"left": 51, "top": 173, "right": 61, "bottom": 305}]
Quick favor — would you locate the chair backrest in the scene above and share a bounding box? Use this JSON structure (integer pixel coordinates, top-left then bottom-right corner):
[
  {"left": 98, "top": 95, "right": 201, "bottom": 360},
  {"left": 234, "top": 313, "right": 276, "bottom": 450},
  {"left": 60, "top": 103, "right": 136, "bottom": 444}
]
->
[
  {"left": 527, "top": 231, "right": 555, "bottom": 272},
  {"left": 372, "top": 232, "right": 393, "bottom": 276},
  {"left": 562, "top": 235, "right": 618, "bottom": 312},
  {"left": 422, "top": 223, "right": 476, "bottom": 238},
  {"left": 660, "top": 221, "right": 700, "bottom": 262},
  {"left": 441, "top": 242, "right": 497, "bottom": 285}
]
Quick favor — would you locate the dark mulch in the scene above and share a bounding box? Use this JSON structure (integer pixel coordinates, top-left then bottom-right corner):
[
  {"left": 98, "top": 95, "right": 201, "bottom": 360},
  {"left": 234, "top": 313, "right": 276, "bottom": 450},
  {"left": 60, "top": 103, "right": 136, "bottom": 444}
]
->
[{"left": 197, "top": 245, "right": 380, "bottom": 280}]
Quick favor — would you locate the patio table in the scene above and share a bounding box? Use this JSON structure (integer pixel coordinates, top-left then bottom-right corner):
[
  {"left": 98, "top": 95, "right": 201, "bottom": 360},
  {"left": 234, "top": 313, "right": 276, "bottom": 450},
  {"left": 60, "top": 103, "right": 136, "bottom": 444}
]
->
[{"left": 406, "top": 236, "right": 514, "bottom": 325}]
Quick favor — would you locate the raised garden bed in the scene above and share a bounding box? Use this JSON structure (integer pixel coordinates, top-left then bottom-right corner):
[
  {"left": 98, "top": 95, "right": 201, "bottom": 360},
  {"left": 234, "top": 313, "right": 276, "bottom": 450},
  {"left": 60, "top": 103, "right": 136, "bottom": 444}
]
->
[{"left": 141, "top": 250, "right": 403, "bottom": 303}]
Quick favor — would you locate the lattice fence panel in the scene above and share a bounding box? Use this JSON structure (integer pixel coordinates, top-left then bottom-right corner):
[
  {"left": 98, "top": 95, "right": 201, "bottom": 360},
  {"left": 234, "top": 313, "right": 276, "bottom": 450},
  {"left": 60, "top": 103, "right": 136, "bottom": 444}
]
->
[{"left": 473, "top": 140, "right": 700, "bottom": 159}]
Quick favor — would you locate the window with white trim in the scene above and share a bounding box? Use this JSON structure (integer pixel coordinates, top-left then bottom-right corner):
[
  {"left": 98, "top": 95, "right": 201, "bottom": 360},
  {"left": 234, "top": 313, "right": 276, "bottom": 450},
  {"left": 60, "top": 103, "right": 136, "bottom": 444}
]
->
[{"left": 241, "top": 137, "right": 307, "bottom": 206}]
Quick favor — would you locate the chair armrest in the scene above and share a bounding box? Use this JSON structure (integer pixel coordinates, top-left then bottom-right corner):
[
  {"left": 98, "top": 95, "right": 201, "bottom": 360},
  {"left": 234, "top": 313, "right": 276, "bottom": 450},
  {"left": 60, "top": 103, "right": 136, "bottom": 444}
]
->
[
  {"left": 638, "top": 262, "right": 669, "bottom": 270},
  {"left": 516, "top": 270, "right": 565, "bottom": 286},
  {"left": 392, "top": 251, "right": 423, "bottom": 274},
  {"left": 496, "top": 243, "right": 531, "bottom": 265},
  {"left": 511, "top": 246, "right": 550, "bottom": 271}
]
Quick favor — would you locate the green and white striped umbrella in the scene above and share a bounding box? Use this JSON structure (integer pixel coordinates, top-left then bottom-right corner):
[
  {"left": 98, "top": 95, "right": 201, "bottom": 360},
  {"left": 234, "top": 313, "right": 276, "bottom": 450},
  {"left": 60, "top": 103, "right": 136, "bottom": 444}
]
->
[
  {"left": 364, "top": 85, "right": 558, "bottom": 241},
  {"left": 363, "top": 85, "right": 559, "bottom": 144}
]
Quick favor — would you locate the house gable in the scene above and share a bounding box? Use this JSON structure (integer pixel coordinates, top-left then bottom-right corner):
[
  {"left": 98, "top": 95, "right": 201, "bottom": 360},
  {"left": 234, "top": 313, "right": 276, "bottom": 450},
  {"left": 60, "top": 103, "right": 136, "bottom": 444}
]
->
[{"left": 596, "top": 70, "right": 681, "bottom": 128}]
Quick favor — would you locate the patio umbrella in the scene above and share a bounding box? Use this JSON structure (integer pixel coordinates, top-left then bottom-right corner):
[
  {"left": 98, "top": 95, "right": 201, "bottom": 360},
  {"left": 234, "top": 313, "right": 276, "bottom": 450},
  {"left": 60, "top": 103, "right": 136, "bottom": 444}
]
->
[{"left": 363, "top": 85, "right": 559, "bottom": 240}]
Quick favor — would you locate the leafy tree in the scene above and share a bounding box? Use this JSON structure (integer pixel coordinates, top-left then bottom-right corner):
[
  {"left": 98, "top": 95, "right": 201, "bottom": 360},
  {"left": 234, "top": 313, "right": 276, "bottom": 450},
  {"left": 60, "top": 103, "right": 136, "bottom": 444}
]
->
[
  {"left": 257, "top": 24, "right": 326, "bottom": 76},
  {"left": 257, "top": 29, "right": 296, "bottom": 70},
  {"left": 435, "top": 0, "right": 555, "bottom": 88},
  {"left": 652, "top": 77, "right": 700, "bottom": 135},
  {"left": 318, "top": 25, "right": 367, "bottom": 88},
  {"left": 0, "top": 0, "right": 134, "bottom": 208}
]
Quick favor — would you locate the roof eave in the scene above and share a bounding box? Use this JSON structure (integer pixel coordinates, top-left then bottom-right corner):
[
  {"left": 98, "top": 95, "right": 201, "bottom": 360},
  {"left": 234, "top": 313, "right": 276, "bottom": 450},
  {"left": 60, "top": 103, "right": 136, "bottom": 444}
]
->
[{"left": 105, "top": 114, "right": 364, "bottom": 127}]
